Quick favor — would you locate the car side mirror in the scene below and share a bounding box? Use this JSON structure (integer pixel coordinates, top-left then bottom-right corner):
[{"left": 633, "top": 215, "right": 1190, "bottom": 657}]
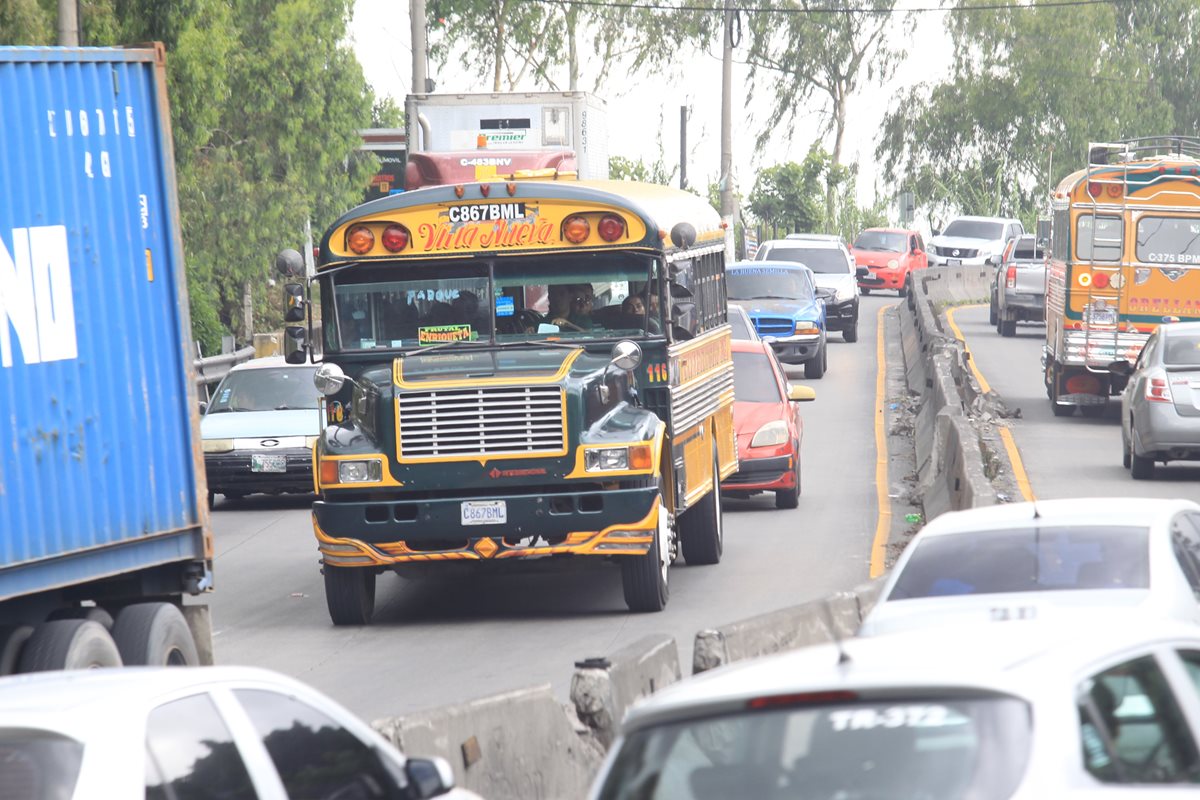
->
[
  {"left": 1107, "top": 360, "right": 1134, "bottom": 377},
  {"left": 986, "top": 255, "right": 1001, "bottom": 267},
  {"left": 283, "top": 325, "right": 308, "bottom": 364},
  {"left": 787, "top": 384, "right": 816, "bottom": 402},
  {"left": 855, "top": 266, "right": 869, "bottom": 279},
  {"left": 405, "top": 757, "right": 456, "bottom": 799},
  {"left": 198, "top": 401, "right": 208, "bottom": 415},
  {"left": 931, "top": 229, "right": 941, "bottom": 237}
]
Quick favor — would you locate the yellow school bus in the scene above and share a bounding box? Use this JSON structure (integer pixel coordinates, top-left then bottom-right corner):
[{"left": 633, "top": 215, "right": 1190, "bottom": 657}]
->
[
  {"left": 277, "top": 179, "right": 736, "bottom": 623},
  {"left": 1045, "top": 136, "right": 1200, "bottom": 416}
]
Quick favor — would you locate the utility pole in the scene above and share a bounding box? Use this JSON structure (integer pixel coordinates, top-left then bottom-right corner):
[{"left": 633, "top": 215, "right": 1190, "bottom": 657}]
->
[
  {"left": 411, "top": 0, "right": 428, "bottom": 95},
  {"left": 57, "top": 0, "right": 79, "bottom": 46},
  {"left": 719, "top": 7, "right": 735, "bottom": 219},
  {"left": 680, "top": 105, "right": 688, "bottom": 191}
]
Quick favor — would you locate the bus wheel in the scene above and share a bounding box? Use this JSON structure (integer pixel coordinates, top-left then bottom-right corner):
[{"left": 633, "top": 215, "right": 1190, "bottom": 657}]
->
[
  {"left": 17, "top": 620, "right": 122, "bottom": 672},
  {"left": 621, "top": 492, "right": 671, "bottom": 612},
  {"left": 0, "top": 626, "right": 34, "bottom": 676},
  {"left": 680, "top": 451, "right": 724, "bottom": 566},
  {"left": 324, "top": 565, "right": 376, "bottom": 626},
  {"left": 112, "top": 603, "right": 199, "bottom": 666}
]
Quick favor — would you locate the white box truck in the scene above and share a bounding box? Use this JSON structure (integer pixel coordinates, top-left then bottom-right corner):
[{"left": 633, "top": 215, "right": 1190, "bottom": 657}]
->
[{"left": 405, "top": 92, "right": 609, "bottom": 180}]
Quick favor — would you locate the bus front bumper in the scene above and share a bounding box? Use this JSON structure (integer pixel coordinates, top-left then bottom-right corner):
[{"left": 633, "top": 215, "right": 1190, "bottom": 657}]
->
[{"left": 312, "top": 485, "right": 660, "bottom": 566}]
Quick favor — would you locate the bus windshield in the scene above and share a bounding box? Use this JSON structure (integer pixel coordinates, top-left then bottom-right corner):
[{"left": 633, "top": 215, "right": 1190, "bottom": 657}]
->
[{"left": 327, "top": 253, "right": 662, "bottom": 351}]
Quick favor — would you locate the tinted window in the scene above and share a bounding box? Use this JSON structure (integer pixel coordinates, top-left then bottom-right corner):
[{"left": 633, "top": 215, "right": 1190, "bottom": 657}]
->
[
  {"left": 145, "top": 694, "right": 258, "bottom": 800},
  {"left": 727, "top": 268, "right": 814, "bottom": 301},
  {"left": 234, "top": 689, "right": 400, "bottom": 800},
  {"left": 0, "top": 729, "right": 83, "bottom": 800},
  {"left": 757, "top": 246, "right": 849, "bottom": 274},
  {"left": 889, "top": 526, "right": 1150, "bottom": 600},
  {"left": 728, "top": 308, "right": 755, "bottom": 341},
  {"left": 1012, "top": 238, "right": 1042, "bottom": 260},
  {"left": 733, "top": 351, "right": 783, "bottom": 403},
  {"left": 1078, "top": 656, "right": 1200, "bottom": 784},
  {"left": 853, "top": 231, "right": 906, "bottom": 252},
  {"left": 597, "top": 697, "right": 1031, "bottom": 800},
  {"left": 1077, "top": 215, "right": 1124, "bottom": 262},
  {"left": 942, "top": 220, "right": 1004, "bottom": 240},
  {"left": 1136, "top": 217, "right": 1200, "bottom": 266},
  {"left": 208, "top": 367, "right": 320, "bottom": 414},
  {"left": 1163, "top": 335, "right": 1200, "bottom": 366}
]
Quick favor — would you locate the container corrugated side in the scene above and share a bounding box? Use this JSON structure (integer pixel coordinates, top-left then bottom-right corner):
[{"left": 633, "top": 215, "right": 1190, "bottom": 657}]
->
[{"left": 0, "top": 46, "right": 209, "bottom": 600}]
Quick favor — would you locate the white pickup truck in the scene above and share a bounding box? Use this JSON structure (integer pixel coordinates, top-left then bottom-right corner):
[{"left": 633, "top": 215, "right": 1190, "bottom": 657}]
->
[{"left": 990, "top": 233, "right": 1046, "bottom": 337}]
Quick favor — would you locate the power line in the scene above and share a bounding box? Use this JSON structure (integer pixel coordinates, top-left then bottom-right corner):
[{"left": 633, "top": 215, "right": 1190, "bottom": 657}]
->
[{"left": 523, "top": 0, "right": 1134, "bottom": 15}]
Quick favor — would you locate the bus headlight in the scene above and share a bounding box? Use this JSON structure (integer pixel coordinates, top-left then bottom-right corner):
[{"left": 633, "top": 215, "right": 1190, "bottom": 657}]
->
[
  {"left": 585, "top": 445, "right": 653, "bottom": 472},
  {"left": 319, "top": 459, "right": 383, "bottom": 485}
]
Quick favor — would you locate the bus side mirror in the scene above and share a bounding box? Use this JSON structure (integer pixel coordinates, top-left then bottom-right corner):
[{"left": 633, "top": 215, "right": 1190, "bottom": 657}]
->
[
  {"left": 276, "top": 248, "right": 305, "bottom": 277},
  {"left": 283, "top": 325, "right": 308, "bottom": 364},
  {"left": 284, "top": 283, "right": 307, "bottom": 323}
]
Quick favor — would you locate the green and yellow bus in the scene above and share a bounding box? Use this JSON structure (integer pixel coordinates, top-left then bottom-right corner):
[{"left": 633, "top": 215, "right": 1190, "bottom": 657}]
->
[{"left": 277, "top": 179, "right": 736, "bottom": 622}]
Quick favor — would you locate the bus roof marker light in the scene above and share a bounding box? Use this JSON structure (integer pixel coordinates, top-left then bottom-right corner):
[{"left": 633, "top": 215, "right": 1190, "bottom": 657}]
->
[
  {"left": 480, "top": 184, "right": 491, "bottom": 197},
  {"left": 563, "top": 215, "right": 590, "bottom": 244},
  {"left": 597, "top": 214, "right": 625, "bottom": 242},
  {"left": 506, "top": 182, "right": 517, "bottom": 196},
  {"left": 454, "top": 185, "right": 465, "bottom": 198},
  {"left": 346, "top": 225, "right": 374, "bottom": 255}
]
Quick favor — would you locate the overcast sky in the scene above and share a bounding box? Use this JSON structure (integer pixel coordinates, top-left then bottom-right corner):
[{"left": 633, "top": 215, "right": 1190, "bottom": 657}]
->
[{"left": 348, "top": 1, "right": 953, "bottom": 220}]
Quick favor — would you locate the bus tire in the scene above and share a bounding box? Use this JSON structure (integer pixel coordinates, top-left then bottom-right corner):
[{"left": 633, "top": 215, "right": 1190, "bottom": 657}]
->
[
  {"left": 680, "top": 450, "right": 724, "bottom": 566},
  {"left": 47, "top": 606, "right": 115, "bottom": 630},
  {"left": 621, "top": 492, "right": 671, "bottom": 612},
  {"left": 0, "top": 626, "right": 34, "bottom": 676},
  {"left": 17, "top": 620, "right": 122, "bottom": 672},
  {"left": 112, "top": 603, "right": 199, "bottom": 666},
  {"left": 324, "top": 565, "right": 376, "bottom": 626}
]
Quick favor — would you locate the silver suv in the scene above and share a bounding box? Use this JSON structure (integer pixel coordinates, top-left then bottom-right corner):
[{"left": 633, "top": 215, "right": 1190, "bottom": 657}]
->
[
  {"left": 754, "top": 237, "right": 866, "bottom": 342},
  {"left": 928, "top": 216, "right": 1024, "bottom": 268}
]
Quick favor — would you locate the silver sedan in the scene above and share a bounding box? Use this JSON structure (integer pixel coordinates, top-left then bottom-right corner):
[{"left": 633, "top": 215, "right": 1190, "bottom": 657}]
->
[{"left": 1117, "top": 321, "right": 1200, "bottom": 479}]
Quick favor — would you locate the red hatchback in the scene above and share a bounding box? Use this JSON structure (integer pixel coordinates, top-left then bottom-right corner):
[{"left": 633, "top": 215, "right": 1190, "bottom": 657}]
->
[
  {"left": 852, "top": 227, "right": 928, "bottom": 296},
  {"left": 721, "top": 340, "right": 815, "bottom": 508}
]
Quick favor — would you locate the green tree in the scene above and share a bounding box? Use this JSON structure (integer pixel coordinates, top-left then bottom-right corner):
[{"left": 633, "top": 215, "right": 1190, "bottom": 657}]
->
[
  {"left": 747, "top": 151, "right": 825, "bottom": 237},
  {"left": 877, "top": 0, "right": 1173, "bottom": 228},
  {"left": 609, "top": 155, "right": 676, "bottom": 185}
]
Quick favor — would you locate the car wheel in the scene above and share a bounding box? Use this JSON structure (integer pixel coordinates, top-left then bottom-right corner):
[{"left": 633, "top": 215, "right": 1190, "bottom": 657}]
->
[
  {"left": 897, "top": 279, "right": 908, "bottom": 298},
  {"left": 17, "top": 620, "right": 122, "bottom": 672},
  {"left": 805, "top": 344, "right": 826, "bottom": 380},
  {"left": 622, "top": 490, "right": 672, "bottom": 612},
  {"left": 207, "top": 491, "right": 216, "bottom": 510},
  {"left": 1122, "top": 434, "right": 1132, "bottom": 469},
  {"left": 989, "top": 294, "right": 998, "bottom": 326},
  {"left": 112, "top": 603, "right": 199, "bottom": 666},
  {"left": 843, "top": 313, "right": 859, "bottom": 343},
  {"left": 1000, "top": 319, "right": 1017, "bottom": 337},
  {"left": 775, "top": 453, "right": 800, "bottom": 510},
  {"left": 1131, "top": 451, "right": 1156, "bottom": 480},
  {"left": 680, "top": 449, "right": 724, "bottom": 566},
  {"left": 324, "top": 565, "right": 377, "bottom": 626}
]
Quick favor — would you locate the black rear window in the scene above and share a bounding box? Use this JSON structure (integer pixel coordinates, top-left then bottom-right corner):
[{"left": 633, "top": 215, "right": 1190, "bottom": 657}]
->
[
  {"left": 0, "top": 729, "right": 84, "bottom": 800},
  {"left": 757, "top": 246, "right": 850, "bottom": 274},
  {"left": 890, "top": 526, "right": 1150, "bottom": 600},
  {"left": 733, "top": 351, "right": 782, "bottom": 403},
  {"left": 1163, "top": 334, "right": 1200, "bottom": 366}
]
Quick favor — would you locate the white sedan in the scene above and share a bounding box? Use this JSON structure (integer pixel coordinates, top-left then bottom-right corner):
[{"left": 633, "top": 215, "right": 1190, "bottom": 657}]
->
[
  {"left": 589, "top": 617, "right": 1200, "bottom": 799},
  {"left": 858, "top": 498, "right": 1200, "bottom": 638},
  {"left": 0, "top": 665, "right": 480, "bottom": 800}
]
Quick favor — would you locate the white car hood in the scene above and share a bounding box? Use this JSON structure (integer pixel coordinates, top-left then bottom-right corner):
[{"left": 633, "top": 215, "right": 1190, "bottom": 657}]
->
[
  {"left": 811, "top": 272, "right": 856, "bottom": 298},
  {"left": 858, "top": 589, "right": 1151, "bottom": 637},
  {"left": 200, "top": 409, "right": 322, "bottom": 440}
]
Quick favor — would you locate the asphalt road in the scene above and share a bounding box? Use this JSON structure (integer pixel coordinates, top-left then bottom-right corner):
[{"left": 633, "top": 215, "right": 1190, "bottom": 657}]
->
[
  {"left": 205, "top": 295, "right": 897, "bottom": 720},
  {"left": 952, "top": 305, "right": 1200, "bottom": 498}
]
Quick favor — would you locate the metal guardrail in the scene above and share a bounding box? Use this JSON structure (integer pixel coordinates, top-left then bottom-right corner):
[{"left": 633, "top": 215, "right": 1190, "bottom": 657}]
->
[{"left": 194, "top": 346, "right": 255, "bottom": 391}]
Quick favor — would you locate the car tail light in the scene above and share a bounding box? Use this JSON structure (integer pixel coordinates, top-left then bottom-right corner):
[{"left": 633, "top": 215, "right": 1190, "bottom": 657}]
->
[
  {"left": 748, "top": 690, "right": 858, "bottom": 710},
  {"left": 381, "top": 224, "right": 409, "bottom": 252},
  {"left": 346, "top": 225, "right": 374, "bottom": 254},
  {"left": 597, "top": 214, "right": 625, "bottom": 242},
  {"left": 1147, "top": 374, "right": 1172, "bottom": 403},
  {"left": 1006, "top": 265, "right": 1017, "bottom": 289},
  {"left": 562, "top": 215, "right": 590, "bottom": 243}
]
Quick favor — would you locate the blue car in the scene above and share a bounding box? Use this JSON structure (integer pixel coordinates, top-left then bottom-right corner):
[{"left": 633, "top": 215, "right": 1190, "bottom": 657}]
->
[{"left": 727, "top": 261, "right": 828, "bottom": 379}]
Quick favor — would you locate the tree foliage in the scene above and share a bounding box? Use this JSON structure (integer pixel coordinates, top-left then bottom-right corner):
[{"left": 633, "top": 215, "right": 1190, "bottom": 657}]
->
[
  {"left": 1, "top": 1, "right": 382, "bottom": 355},
  {"left": 748, "top": 145, "right": 883, "bottom": 241},
  {"left": 876, "top": 0, "right": 1175, "bottom": 230},
  {"left": 609, "top": 155, "right": 676, "bottom": 185}
]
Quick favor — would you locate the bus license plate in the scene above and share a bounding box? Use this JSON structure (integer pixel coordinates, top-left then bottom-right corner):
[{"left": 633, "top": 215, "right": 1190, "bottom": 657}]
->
[
  {"left": 1090, "top": 309, "right": 1116, "bottom": 326},
  {"left": 251, "top": 454, "right": 287, "bottom": 473},
  {"left": 462, "top": 500, "right": 507, "bottom": 526}
]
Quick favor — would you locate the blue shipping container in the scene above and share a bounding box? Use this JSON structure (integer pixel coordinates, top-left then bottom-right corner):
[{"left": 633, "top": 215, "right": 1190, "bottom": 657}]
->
[{"left": 0, "top": 46, "right": 210, "bottom": 602}]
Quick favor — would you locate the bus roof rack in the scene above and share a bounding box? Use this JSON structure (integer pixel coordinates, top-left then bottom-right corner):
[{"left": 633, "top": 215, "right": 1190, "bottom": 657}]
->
[{"left": 1088, "top": 136, "right": 1200, "bottom": 165}]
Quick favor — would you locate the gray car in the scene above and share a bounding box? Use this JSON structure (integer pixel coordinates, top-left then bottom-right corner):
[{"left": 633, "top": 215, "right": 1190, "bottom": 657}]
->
[
  {"left": 990, "top": 234, "right": 1046, "bottom": 336},
  {"left": 1117, "top": 322, "right": 1200, "bottom": 479}
]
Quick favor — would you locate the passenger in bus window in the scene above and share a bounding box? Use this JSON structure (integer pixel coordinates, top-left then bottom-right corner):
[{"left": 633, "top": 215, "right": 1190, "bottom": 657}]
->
[{"left": 622, "top": 294, "right": 646, "bottom": 316}]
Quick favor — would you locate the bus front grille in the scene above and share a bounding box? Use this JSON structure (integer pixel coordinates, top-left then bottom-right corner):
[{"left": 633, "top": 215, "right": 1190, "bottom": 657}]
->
[{"left": 398, "top": 386, "right": 566, "bottom": 459}]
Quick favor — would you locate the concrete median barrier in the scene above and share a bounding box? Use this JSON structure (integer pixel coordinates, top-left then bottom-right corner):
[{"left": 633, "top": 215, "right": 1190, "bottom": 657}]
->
[
  {"left": 692, "top": 579, "right": 884, "bottom": 674},
  {"left": 570, "top": 634, "right": 681, "bottom": 748}
]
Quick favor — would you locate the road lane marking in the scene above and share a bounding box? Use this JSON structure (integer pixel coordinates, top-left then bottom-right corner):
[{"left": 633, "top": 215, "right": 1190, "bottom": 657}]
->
[
  {"left": 944, "top": 305, "right": 1036, "bottom": 503},
  {"left": 869, "top": 303, "right": 892, "bottom": 579}
]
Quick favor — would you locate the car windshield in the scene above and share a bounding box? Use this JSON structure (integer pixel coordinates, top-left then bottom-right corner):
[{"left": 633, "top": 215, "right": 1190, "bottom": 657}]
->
[
  {"left": 757, "top": 246, "right": 849, "bottom": 274},
  {"left": 733, "top": 351, "right": 782, "bottom": 403},
  {"left": 854, "top": 231, "right": 907, "bottom": 252},
  {"left": 888, "top": 526, "right": 1150, "bottom": 600},
  {"left": 1163, "top": 334, "right": 1200, "bottom": 366},
  {"left": 729, "top": 308, "right": 756, "bottom": 341},
  {"left": 942, "top": 220, "right": 1004, "bottom": 240},
  {"left": 596, "top": 697, "right": 1031, "bottom": 800},
  {"left": 326, "top": 254, "right": 661, "bottom": 351},
  {"left": 727, "top": 268, "right": 814, "bottom": 301},
  {"left": 207, "top": 367, "right": 320, "bottom": 413}
]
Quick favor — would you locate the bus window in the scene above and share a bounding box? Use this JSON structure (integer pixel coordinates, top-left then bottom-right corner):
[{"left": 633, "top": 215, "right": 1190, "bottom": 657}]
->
[
  {"left": 1076, "top": 215, "right": 1124, "bottom": 262},
  {"left": 1136, "top": 217, "right": 1200, "bottom": 266}
]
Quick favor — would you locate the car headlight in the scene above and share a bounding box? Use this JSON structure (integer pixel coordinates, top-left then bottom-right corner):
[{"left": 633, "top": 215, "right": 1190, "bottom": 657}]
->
[
  {"left": 585, "top": 445, "right": 653, "bottom": 473},
  {"left": 202, "top": 439, "right": 234, "bottom": 454},
  {"left": 887, "top": 259, "right": 900, "bottom": 269},
  {"left": 750, "top": 420, "right": 789, "bottom": 448},
  {"left": 794, "top": 320, "right": 820, "bottom": 335}
]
